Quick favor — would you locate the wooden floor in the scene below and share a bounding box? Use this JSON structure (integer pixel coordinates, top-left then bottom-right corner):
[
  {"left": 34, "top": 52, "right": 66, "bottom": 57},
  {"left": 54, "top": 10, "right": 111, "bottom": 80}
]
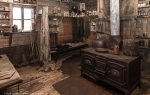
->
[
  {"left": 0, "top": 51, "right": 142, "bottom": 95},
  {"left": 3, "top": 53, "right": 72, "bottom": 95}
]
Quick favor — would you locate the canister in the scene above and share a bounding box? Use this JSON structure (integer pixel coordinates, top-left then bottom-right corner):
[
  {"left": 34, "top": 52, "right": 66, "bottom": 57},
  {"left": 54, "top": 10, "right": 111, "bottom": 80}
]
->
[{"left": 113, "top": 45, "right": 119, "bottom": 55}]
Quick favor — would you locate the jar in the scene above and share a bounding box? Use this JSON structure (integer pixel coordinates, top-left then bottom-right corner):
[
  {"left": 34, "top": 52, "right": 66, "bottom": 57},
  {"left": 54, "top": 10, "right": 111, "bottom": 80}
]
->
[
  {"left": 140, "top": 10, "right": 144, "bottom": 16},
  {"left": 143, "top": 10, "right": 146, "bottom": 16},
  {"left": 2, "top": 14, "right": 5, "bottom": 18},
  {"left": 5, "top": 14, "right": 9, "bottom": 18},
  {"left": 12, "top": 24, "right": 18, "bottom": 32},
  {"left": 24, "top": 0, "right": 28, "bottom": 3},
  {"left": 138, "top": 10, "right": 141, "bottom": 16},
  {"left": 113, "top": 45, "right": 119, "bottom": 55}
]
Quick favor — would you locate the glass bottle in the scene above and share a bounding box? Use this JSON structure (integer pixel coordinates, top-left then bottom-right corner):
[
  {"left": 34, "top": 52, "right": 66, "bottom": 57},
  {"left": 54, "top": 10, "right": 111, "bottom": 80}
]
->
[
  {"left": 141, "top": 10, "right": 143, "bottom": 16},
  {"left": 143, "top": 10, "right": 146, "bottom": 16},
  {"left": 138, "top": 10, "right": 141, "bottom": 16}
]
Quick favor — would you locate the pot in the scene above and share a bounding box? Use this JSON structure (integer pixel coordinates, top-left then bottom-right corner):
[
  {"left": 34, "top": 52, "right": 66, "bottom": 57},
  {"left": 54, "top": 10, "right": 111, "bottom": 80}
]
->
[{"left": 92, "top": 39, "right": 106, "bottom": 48}]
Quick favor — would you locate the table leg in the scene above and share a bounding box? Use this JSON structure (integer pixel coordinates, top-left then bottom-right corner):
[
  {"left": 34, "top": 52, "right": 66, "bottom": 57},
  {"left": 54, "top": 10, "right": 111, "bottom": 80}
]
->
[
  {"left": 18, "top": 83, "right": 20, "bottom": 93},
  {"left": 52, "top": 54, "right": 59, "bottom": 63}
]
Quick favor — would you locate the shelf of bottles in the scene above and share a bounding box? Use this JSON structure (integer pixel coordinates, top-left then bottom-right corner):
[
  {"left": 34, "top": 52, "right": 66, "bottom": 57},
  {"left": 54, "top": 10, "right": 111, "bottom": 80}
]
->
[
  {"left": 138, "top": 2, "right": 150, "bottom": 17},
  {"left": 0, "top": 2, "right": 11, "bottom": 33}
]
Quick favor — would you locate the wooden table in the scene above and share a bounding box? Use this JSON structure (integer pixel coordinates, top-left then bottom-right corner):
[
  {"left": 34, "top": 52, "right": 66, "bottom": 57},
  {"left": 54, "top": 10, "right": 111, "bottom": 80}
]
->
[
  {"left": 0, "top": 55, "right": 22, "bottom": 91},
  {"left": 51, "top": 42, "right": 88, "bottom": 62}
]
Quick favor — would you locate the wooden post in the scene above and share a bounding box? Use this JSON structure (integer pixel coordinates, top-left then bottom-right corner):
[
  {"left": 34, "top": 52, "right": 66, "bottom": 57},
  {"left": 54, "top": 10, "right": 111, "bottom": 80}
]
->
[
  {"left": 98, "top": 0, "right": 104, "bottom": 18},
  {"left": 40, "top": 7, "right": 54, "bottom": 71}
]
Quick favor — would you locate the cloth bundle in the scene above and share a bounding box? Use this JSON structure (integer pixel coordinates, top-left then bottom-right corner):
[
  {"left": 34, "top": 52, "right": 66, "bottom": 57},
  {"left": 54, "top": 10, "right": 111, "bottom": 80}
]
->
[{"left": 136, "top": 19, "right": 143, "bottom": 28}]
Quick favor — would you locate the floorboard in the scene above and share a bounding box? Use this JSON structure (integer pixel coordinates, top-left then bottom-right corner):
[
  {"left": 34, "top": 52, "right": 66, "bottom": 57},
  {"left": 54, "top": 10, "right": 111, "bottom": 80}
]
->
[{"left": 0, "top": 51, "right": 143, "bottom": 95}]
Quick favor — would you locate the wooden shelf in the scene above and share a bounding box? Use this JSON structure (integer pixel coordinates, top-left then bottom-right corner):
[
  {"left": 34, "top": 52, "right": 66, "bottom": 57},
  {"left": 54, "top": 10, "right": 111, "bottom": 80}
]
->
[
  {"left": 0, "top": 2, "right": 12, "bottom": 32},
  {"left": 63, "top": 15, "right": 98, "bottom": 18},
  {"left": 0, "top": 18, "right": 10, "bottom": 20},
  {"left": 137, "top": 15, "right": 150, "bottom": 18},
  {"left": 0, "top": 2, "right": 11, "bottom": 4},
  {"left": 138, "top": 5, "right": 150, "bottom": 9},
  {"left": 0, "top": 32, "right": 10, "bottom": 36},
  {"left": 140, "top": 46, "right": 150, "bottom": 49},
  {"left": 13, "top": 3, "right": 36, "bottom": 6},
  {"left": 50, "top": 32, "right": 58, "bottom": 34},
  {"left": 136, "top": 37, "right": 150, "bottom": 39},
  {"left": 0, "top": 10, "right": 10, "bottom": 12},
  {"left": 48, "top": 15, "right": 63, "bottom": 19},
  {"left": 0, "top": 26, "right": 10, "bottom": 28}
]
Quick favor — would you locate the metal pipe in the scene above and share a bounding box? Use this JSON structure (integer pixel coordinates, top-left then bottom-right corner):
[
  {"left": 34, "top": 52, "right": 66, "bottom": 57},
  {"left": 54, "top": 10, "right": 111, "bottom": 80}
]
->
[{"left": 110, "top": 0, "right": 120, "bottom": 36}]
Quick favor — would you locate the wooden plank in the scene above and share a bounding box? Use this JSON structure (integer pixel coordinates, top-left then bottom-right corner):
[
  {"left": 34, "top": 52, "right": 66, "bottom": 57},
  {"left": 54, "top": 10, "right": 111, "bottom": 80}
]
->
[
  {"left": 30, "top": 74, "right": 69, "bottom": 94},
  {"left": 40, "top": 7, "right": 51, "bottom": 71}
]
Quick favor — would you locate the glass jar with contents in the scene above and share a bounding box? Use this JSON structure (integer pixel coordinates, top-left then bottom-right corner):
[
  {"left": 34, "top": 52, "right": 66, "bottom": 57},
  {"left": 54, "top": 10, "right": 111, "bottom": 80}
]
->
[
  {"left": 5, "top": 14, "right": 9, "bottom": 18},
  {"left": 140, "top": 10, "right": 144, "bottom": 16},
  {"left": 143, "top": 10, "right": 147, "bottom": 16},
  {"left": 2, "top": 13, "right": 5, "bottom": 19},
  {"left": 138, "top": 10, "right": 141, "bottom": 16}
]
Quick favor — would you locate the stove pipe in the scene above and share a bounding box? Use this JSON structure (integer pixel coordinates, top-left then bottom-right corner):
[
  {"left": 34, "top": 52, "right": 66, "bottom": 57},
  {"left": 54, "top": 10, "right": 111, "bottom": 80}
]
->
[
  {"left": 110, "top": 0, "right": 120, "bottom": 36},
  {"left": 110, "top": 0, "right": 122, "bottom": 50}
]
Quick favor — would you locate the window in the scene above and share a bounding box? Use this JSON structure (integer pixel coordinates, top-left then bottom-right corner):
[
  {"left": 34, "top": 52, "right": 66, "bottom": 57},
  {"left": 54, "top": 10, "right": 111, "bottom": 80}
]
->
[{"left": 13, "top": 7, "right": 34, "bottom": 31}]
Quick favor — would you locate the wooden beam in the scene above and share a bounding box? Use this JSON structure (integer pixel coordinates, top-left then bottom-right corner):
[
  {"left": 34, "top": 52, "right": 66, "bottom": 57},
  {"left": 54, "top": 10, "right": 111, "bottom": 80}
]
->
[{"left": 40, "top": 7, "right": 52, "bottom": 71}]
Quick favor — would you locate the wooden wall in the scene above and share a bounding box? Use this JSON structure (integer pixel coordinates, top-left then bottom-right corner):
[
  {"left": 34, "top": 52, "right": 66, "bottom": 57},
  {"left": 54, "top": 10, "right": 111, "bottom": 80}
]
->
[
  {"left": 100, "top": 0, "right": 138, "bottom": 39},
  {"left": 36, "top": 0, "right": 98, "bottom": 47},
  {"left": 58, "top": 18, "right": 72, "bottom": 44},
  {"left": 71, "top": 0, "right": 98, "bottom": 46},
  {"left": 37, "top": 0, "right": 73, "bottom": 45},
  {"left": 0, "top": 35, "right": 9, "bottom": 48},
  {"left": 0, "top": 0, "right": 139, "bottom": 65},
  {"left": 0, "top": 32, "right": 36, "bottom": 65}
]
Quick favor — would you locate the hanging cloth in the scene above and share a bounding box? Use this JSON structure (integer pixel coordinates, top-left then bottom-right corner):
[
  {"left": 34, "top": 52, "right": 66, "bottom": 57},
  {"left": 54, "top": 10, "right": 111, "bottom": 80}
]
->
[
  {"left": 84, "top": 21, "right": 90, "bottom": 38},
  {"left": 77, "top": 21, "right": 84, "bottom": 38},
  {"left": 136, "top": 19, "right": 143, "bottom": 28},
  {"left": 147, "top": 19, "right": 150, "bottom": 31}
]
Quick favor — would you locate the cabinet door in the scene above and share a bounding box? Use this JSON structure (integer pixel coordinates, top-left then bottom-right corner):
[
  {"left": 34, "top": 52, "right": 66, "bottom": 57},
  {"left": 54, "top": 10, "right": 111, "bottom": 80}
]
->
[
  {"left": 107, "top": 61, "right": 126, "bottom": 86},
  {"left": 95, "top": 56, "right": 107, "bottom": 75},
  {"left": 81, "top": 54, "right": 95, "bottom": 71}
]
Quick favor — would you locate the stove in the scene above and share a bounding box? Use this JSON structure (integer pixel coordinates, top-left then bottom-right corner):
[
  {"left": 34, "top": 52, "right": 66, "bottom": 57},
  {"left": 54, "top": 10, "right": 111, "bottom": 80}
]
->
[{"left": 81, "top": 47, "right": 141, "bottom": 95}]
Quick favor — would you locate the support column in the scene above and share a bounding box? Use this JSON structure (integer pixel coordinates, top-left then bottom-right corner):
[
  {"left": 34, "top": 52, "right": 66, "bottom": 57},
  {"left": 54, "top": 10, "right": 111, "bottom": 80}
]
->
[{"left": 40, "top": 7, "right": 54, "bottom": 71}]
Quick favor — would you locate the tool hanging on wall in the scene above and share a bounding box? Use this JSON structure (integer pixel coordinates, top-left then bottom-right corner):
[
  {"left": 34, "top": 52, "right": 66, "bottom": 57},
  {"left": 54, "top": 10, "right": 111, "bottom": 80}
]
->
[{"left": 29, "top": 37, "right": 40, "bottom": 66}]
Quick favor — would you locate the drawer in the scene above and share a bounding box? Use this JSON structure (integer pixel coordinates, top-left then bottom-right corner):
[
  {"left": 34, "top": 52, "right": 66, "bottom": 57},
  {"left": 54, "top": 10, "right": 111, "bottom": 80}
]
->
[
  {"left": 95, "top": 60, "right": 107, "bottom": 74},
  {"left": 95, "top": 56, "right": 107, "bottom": 74},
  {"left": 107, "top": 61, "right": 126, "bottom": 86}
]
